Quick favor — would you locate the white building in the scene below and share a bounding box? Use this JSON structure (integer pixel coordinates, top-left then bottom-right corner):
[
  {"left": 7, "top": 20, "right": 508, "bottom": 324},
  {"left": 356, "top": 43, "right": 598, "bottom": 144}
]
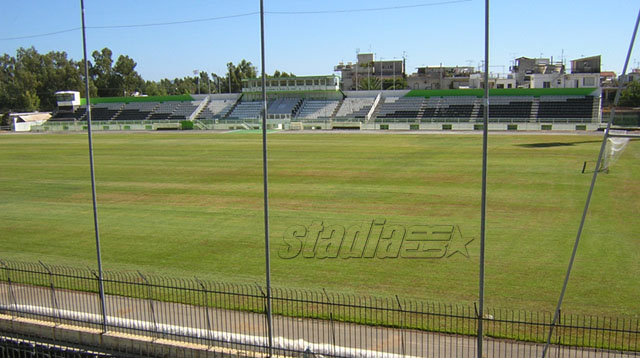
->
[
  {"left": 10, "top": 112, "right": 51, "bottom": 132},
  {"left": 526, "top": 73, "right": 599, "bottom": 89}
]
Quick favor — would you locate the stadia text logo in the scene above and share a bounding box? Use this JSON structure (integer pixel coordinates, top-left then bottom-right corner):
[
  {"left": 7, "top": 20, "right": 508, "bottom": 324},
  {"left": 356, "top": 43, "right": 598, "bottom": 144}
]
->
[{"left": 278, "top": 219, "right": 474, "bottom": 259}]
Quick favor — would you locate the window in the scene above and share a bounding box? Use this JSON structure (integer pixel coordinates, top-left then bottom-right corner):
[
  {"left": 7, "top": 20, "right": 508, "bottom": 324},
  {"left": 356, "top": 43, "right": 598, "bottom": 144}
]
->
[
  {"left": 497, "top": 84, "right": 505, "bottom": 89},
  {"left": 507, "top": 84, "right": 513, "bottom": 88},
  {"left": 543, "top": 81, "right": 551, "bottom": 88},
  {"left": 583, "top": 77, "right": 595, "bottom": 87}
]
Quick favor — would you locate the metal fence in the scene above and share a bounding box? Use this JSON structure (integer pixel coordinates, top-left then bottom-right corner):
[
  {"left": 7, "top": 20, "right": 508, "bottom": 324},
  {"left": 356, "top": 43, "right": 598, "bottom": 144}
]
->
[{"left": 0, "top": 259, "right": 638, "bottom": 357}]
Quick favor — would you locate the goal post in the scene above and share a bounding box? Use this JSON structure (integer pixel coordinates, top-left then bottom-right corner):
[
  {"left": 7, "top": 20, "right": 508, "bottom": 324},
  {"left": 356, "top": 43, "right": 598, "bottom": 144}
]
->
[
  {"left": 581, "top": 130, "right": 632, "bottom": 174},
  {"left": 598, "top": 132, "right": 631, "bottom": 173}
]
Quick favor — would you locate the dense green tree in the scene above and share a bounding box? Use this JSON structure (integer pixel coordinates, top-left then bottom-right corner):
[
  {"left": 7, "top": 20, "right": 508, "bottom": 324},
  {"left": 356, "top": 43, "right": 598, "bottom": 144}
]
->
[
  {"left": 220, "top": 60, "right": 257, "bottom": 93},
  {"left": 358, "top": 77, "right": 380, "bottom": 90},
  {"left": 382, "top": 77, "right": 407, "bottom": 90},
  {"left": 272, "top": 70, "right": 294, "bottom": 77},
  {"left": 0, "top": 46, "right": 263, "bottom": 114},
  {"left": 0, "top": 54, "right": 17, "bottom": 112},
  {"left": 619, "top": 80, "right": 640, "bottom": 107},
  {"left": 90, "top": 48, "right": 119, "bottom": 97},
  {"left": 113, "top": 55, "right": 144, "bottom": 96},
  {"left": 142, "top": 80, "right": 166, "bottom": 96},
  {"left": 0, "top": 47, "right": 83, "bottom": 112}
]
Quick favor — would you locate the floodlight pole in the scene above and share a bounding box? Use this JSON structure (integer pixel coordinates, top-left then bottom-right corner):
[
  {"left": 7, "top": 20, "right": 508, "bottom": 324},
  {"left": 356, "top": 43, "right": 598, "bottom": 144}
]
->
[
  {"left": 259, "top": 0, "right": 274, "bottom": 356},
  {"left": 541, "top": 8, "right": 640, "bottom": 358},
  {"left": 477, "top": 0, "right": 489, "bottom": 357},
  {"left": 80, "top": 0, "right": 108, "bottom": 334}
]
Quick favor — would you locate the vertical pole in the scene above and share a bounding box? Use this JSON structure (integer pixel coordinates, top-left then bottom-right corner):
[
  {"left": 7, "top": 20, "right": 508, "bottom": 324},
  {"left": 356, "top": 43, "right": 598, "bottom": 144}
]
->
[
  {"left": 259, "top": 0, "right": 274, "bottom": 356},
  {"left": 393, "top": 61, "right": 396, "bottom": 90},
  {"left": 478, "top": 0, "right": 490, "bottom": 357},
  {"left": 80, "top": 0, "right": 107, "bottom": 334},
  {"left": 541, "top": 8, "right": 640, "bottom": 358},
  {"left": 380, "top": 60, "right": 384, "bottom": 90}
]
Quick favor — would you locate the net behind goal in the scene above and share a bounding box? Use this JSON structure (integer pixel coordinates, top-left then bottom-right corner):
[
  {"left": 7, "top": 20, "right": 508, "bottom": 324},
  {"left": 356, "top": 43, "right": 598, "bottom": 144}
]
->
[{"left": 599, "top": 131, "right": 630, "bottom": 172}]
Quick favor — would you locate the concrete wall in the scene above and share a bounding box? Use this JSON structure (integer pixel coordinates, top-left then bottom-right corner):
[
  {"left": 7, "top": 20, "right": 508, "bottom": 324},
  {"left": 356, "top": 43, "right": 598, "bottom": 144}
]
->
[
  {"left": 360, "top": 122, "right": 598, "bottom": 131},
  {"left": 0, "top": 314, "right": 264, "bottom": 358}
]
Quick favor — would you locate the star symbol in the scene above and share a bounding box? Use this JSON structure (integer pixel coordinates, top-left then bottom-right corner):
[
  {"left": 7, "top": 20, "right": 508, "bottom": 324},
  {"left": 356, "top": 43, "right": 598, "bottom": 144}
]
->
[{"left": 446, "top": 225, "right": 474, "bottom": 258}]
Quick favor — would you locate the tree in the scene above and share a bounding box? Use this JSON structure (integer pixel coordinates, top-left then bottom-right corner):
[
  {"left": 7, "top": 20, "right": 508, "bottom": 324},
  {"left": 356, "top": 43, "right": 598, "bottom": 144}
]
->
[
  {"left": 383, "top": 77, "right": 407, "bottom": 90},
  {"left": 272, "top": 70, "right": 294, "bottom": 77},
  {"left": 358, "top": 77, "right": 380, "bottom": 90},
  {"left": 0, "top": 54, "right": 17, "bottom": 112},
  {"left": 39, "top": 51, "right": 83, "bottom": 109},
  {"left": 0, "top": 47, "right": 83, "bottom": 112},
  {"left": 221, "top": 60, "right": 257, "bottom": 93},
  {"left": 619, "top": 80, "right": 640, "bottom": 107},
  {"left": 113, "top": 55, "right": 144, "bottom": 96},
  {"left": 142, "top": 80, "right": 166, "bottom": 96},
  {"left": 90, "top": 48, "right": 118, "bottom": 97},
  {"left": 18, "top": 90, "right": 40, "bottom": 111}
]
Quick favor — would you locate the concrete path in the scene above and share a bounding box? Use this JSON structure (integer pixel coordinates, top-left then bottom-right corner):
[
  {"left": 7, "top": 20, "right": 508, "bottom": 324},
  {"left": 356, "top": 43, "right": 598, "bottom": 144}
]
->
[{"left": 0, "top": 282, "right": 636, "bottom": 358}]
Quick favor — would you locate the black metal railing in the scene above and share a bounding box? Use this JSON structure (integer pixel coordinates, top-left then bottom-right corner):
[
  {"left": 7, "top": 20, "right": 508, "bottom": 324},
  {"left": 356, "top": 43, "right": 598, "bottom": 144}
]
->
[{"left": 0, "top": 259, "right": 638, "bottom": 357}]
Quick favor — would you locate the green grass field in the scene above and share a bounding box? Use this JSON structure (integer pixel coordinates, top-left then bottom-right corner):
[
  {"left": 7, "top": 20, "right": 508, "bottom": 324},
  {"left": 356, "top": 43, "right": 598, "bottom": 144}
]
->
[{"left": 0, "top": 132, "right": 638, "bottom": 317}]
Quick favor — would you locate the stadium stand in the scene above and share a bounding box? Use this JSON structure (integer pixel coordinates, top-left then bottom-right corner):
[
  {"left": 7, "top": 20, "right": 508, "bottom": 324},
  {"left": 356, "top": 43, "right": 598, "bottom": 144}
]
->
[
  {"left": 475, "top": 96, "right": 534, "bottom": 122},
  {"left": 50, "top": 106, "right": 86, "bottom": 121},
  {"left": 227, "top": 101, "right": 265, "bottom": 119},
  {"left": 335, "top": 97, "right": 375, "bottom": 119},
  {"left": 90, "top": 103, "right": 123, "bottom": 121},
  {"left": 45, "top": 89, "right": 599, "bottom": 128},
  {"left": 295, "top": 100, "right": 340, "bottom": 120},
  {"left": 422, "top": 96, "right": 476, "bottom": 121},
  {"left": 146, "top": 102, "right": 181, "bottom": 121},
  {"left": 0, "top": 337, "right": 110, "bottom": 358},
  {"left": 112, "top": 102, "right": 159, "bottom": 121},
  {"left": 376, "top": 96, "right": 425, "bottom": 120},
  {"left": 268, "top": 98, "right": 303, "bottom": 118},
  {"left": 537, "top": 96, "right": 596, "bottom": 121},
  {"left": 167, "top": 101, "right": 200, "bottom": 121},
  {"left": 196, "top": 99, "right": 237, "bottom": 120}
]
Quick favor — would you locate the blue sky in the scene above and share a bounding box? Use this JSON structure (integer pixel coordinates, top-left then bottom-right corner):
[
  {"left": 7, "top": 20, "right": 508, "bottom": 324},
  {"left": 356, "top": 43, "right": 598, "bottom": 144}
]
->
[{"left": 1, "top": 1, "right": 638, "bottom": 81}]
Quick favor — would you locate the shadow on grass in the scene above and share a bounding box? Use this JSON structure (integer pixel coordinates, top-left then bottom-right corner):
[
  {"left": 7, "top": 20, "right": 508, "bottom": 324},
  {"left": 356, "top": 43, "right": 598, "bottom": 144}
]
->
[{"left": 517, "top": 140, "right": 602, "bottom": 148}]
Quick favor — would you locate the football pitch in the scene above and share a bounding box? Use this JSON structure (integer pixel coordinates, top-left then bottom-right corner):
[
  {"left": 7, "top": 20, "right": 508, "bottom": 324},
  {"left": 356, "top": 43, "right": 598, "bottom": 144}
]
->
[{"left": 0, "top": 131, "right": 638, "bottom": 317}]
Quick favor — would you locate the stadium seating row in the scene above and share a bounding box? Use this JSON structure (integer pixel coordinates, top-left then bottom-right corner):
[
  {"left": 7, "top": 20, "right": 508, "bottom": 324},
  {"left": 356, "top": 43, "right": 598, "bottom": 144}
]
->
[{"left": 49, "top": 94, "right": 597, "bottom": 122}]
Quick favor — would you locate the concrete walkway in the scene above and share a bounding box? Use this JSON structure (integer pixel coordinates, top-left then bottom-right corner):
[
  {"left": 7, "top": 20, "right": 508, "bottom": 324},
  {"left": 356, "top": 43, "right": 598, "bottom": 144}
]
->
[{"left": 0, "top": 282, "right": 636, "bottom": 358}]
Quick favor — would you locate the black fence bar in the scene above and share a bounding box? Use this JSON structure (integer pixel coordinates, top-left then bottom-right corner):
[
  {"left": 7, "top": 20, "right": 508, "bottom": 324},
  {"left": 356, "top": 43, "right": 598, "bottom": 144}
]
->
[{"left": 0, "top": 259, "right": 638, "bottom": 357}]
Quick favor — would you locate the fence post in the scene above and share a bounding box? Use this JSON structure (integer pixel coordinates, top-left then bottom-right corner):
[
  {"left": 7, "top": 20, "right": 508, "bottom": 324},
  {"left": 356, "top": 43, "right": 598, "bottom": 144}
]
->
[
  {"left": 0, "top": 260, "right": 17, "bottom": 317},
  {"left": 322, "top": 288, "right": 337, "bottom": 357},
  {"left": 88, "top": 267, "right": 110, "bottom": 332},
  {"left": 395, "top": 295, "right": 407, "bottom": 358},
  {"left": 138, "top": 272, "right": 159, "bottom": 339},
  {"left": 196, "top": 277, "right": 213, "bottom": 348},
  {"left": 39, "top": 261, "right": 61, "bottom": 324},
  {"left": 255, "top": 282, "right": 273, "bottom": 356}
]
